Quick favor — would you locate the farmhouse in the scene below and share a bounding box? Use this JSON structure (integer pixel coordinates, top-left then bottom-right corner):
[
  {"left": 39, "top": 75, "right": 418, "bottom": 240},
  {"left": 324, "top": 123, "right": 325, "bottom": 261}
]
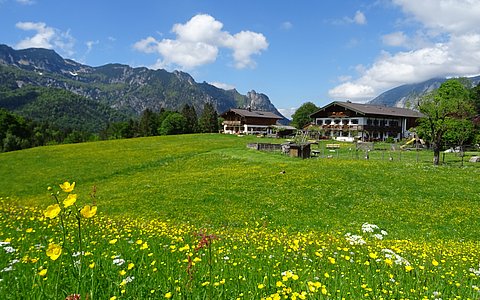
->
[
  {"left": 310, "top": 101, "right": 423, "bottom": 142},
  {"left": 221, "top": 108, "right": 283, "bottom": 135}
]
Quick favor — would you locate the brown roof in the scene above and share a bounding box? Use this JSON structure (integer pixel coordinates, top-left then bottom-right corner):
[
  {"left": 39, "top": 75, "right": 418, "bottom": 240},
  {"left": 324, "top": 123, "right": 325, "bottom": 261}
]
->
[
  {"left": 222, "top": 108, "right": 283, "bottom": 119},
  {"left": 312, "top": 101, "right": 423, "bottom": 118}
]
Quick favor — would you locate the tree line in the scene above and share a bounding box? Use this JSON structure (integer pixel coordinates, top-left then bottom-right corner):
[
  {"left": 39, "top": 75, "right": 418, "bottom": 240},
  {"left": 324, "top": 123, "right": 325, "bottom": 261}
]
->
[{"left": 0, "top": 102, "right": 221, "bottom": 152}]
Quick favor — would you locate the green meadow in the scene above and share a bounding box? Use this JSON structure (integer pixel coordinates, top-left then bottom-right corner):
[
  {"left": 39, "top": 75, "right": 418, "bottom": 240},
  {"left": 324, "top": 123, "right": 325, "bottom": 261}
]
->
[
  {"left": 1, "top": 134, "right": 480, "bottom": 299},
  {"left": 1, "top": 134, "right": 479, "bottom": 240}
]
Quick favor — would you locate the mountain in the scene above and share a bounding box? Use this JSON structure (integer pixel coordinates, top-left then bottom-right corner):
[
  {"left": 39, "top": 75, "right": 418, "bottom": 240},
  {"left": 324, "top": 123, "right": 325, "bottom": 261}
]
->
[
  {"left": 0, "top": 44, "right": 288, "bottom": 131},
  {"left": 368, "top": 76, "right": 480, "bottom": 108}
]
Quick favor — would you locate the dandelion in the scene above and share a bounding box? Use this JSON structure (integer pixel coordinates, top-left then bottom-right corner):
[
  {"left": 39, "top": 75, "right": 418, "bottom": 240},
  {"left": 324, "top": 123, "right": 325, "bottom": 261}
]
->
[
  {"left": 44, "top": 204, "right": 61, "bottom": 219},
  {"left": 63, "top": 194, "right": 77, "bottom": 208},
  {"left": 46, "top": 243, "right": 62, "bottom": 260},
  {"left": 59, "top": 181, "right": 75, "bottom": 192},
  {"left": 38, "top": 269, "right": 47, "bottom": 276},
  {"left": 80, "top": 205, "right": 97, "bottom": 218}
]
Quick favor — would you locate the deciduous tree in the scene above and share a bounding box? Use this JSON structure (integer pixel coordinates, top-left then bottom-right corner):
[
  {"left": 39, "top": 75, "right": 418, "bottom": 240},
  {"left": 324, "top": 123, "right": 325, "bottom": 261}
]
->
[{"left": 416, "top": 79, "right": 475, "bottom": 165}]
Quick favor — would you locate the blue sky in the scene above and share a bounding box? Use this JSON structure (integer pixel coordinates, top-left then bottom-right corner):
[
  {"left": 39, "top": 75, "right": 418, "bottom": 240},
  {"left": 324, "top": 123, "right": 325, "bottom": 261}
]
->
[{"left": 1, "top": 0, "right": 480, "bottom": 118}]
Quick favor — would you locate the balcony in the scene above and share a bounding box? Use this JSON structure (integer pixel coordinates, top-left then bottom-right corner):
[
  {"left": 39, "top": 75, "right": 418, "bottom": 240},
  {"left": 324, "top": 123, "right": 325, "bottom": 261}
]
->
[{"left": 223, "top": 120, "right": 242, "bottom": 126}]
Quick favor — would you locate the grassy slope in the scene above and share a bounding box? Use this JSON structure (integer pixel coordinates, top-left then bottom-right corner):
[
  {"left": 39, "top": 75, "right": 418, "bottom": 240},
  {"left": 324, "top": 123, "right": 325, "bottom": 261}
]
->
[{"left": 1, "top": 134, "right": 479, "bottom": 240}]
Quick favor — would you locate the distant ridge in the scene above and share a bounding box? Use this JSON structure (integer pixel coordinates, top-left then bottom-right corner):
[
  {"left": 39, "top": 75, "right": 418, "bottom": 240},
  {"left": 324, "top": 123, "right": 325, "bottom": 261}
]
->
[
  {"left": 0, "top": 44, "right": 288, "bottom": 129},
  {"left": 368, "top": 76, "right": 480, "bottom": 108}
]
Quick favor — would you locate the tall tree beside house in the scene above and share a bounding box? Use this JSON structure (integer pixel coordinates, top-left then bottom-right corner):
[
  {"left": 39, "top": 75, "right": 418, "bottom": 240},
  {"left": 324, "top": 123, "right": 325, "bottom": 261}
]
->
[
  {"left": 290, "top": 102, "right": 319, "bottom": 129},
  {"left": 416, "top": 79, "right": 475, "bottom": 165},
  {"left": 181, "top": 104, "right": 199, "bottom": 133},
  {"left": 198, "top": 102, "right": 219, "bottom": 133}
]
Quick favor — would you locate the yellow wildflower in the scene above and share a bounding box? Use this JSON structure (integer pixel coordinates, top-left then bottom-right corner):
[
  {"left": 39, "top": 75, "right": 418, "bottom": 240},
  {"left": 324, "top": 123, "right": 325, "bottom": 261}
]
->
[
  {"left": 26, "top": 228, "right": 33, "bottom": 233},
  {"left": 127, "top": 263, "right": 134, "bottom": 270},
  {"left": 109, "top": 239, "right": 117, "bottom": 244},
  {"left": 59, "top": 181, "right": 75, "bottom": 192},
  {"left": 258, "top": 283, "right": 265, "bottom": 289},
  {"left": 140, "top": 242, "right": 149, "bottom": 250},
  {"left": 63, "top": 194, "right": 77, "bottom": 208},
  {"left": 89, "top": 262, "right": 95, "bottom": 269},
  {"left": 165, "top": 292, "right": 172, "bottom": 299},
  {"left": 432, "top": 259, "right": 439, "bottom": 266},
  {"left": 80, "top": 205, "right": 97, "bottom": 218},
  {"left": 38, "top": 269, "right": 47, "bottom": 276},
  {"left": 46, "top": 243, "right": 62, "bottom": 261},
  {"left": 405, "top": 265, "right": 414, "bottom": 272},
  {"left": 44, "top": 204, "right": 61, "bottom": 219}
]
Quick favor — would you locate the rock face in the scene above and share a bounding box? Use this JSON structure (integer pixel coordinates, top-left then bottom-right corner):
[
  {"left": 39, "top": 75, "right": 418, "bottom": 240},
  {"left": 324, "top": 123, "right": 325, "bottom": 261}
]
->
[{"left": 0, "top": 44, "right": 286, "bottom": 120}]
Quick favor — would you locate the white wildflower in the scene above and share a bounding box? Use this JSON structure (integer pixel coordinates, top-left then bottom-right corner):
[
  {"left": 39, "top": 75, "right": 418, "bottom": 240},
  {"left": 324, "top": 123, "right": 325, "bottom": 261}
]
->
[
  {"left": 345, "top": 233, "right": 366, "bottom": 245},
  {"left": 372, "top": 233, "right": 384, "bottom": 240},
  {"left": 113, "top": 258, "right": 125, "bottom": 266},
  {"left": 361, "top": 223, "right": 379, "bottom": 233},
  {"left": 3, "top": 246, "right": 16, "bottom": 253},
  {"left": 469, "top": 264, "right": 480, "bottom": 276}
]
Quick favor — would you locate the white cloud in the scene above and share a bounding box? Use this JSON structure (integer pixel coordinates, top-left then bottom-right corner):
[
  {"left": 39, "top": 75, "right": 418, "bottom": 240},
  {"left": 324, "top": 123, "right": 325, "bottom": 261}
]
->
[
  {"left": 15, "top": 21, "right": 75, "bottom": 56},
  {"left": 16, "top": 0, "right": 35, "bottom": 5},
  {"left": 353, "top": 11, "right": 367, "bottom": 25},
  {"left": 393, "top": 0, "right": 480, "bottom": 34},
  {"left": 209, "top": 82, "right": 236, "bottom": 90},
  {"left": 382, "top": 31, "right": 408, "bottom": 47},
  {"left": 278, "top": 107, "right": 297, "bottom": 119},
  {"left": 281, "top": 21, "right": 293, "bottom": 30},
  {"left": 134, "top": 14, "right": 268, "bottom": 70},
  {"left": 85, "top": 40, "right": 99, "bottom": 54},
  {"left": 329, "top": 0, "right": 480, "bottom": 101}
]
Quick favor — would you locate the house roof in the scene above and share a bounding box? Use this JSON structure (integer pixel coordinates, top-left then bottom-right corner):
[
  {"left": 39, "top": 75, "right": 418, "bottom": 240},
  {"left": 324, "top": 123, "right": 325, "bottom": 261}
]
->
[
  {"left": 222, "top": 108, "right": 283, "bottom": 119},
  {"left": 311, "top": 101, "right": 423, "bottom": 118}
]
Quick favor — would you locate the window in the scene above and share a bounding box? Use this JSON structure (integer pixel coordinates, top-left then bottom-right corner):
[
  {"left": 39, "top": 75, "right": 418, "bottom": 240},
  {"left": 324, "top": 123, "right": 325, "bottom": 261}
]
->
[
  {"left": 334, "top": 119, "right": 341, "bottom": 124},
  {"left": 342, "top": 119, "right": 349, "bottom": 125},
  {"left": 373, "top": 119, "right": 379, "bottom": 126},
  {"left": 316, "top": 119, "right": 323, "bottom": 125},
  {"left": 351, "top": 119, "right": 359, "bottom": 124},
  {"left": 380, "top": 120, "right": 386, "bottom": 127},
  {"left": 390, "top": 120, "right": 398, "bottom": 127},
  {"left": 325, "top": 119, "right": 332, "bottom": 125},
  {"left": 367, "top": 119, "right": 373, "bottom": 125}
]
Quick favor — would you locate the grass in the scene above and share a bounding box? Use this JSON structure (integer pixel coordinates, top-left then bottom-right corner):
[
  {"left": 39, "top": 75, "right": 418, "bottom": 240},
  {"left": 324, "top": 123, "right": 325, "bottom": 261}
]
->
[
  {"left": 1, "top": 134, "right": 479, "bottom": 240},
  {"left": 1, "top": 134, "right": 480, "bottom": 299}
]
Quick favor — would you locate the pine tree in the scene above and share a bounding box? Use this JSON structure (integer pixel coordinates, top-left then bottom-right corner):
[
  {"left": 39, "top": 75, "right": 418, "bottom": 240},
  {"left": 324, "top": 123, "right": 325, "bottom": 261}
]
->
[
  {"left": 181, "top": 104, "right": 199, "bottom": 133},
  {"left": 198, "top": 103, "right": 219, "bottom": 133}
]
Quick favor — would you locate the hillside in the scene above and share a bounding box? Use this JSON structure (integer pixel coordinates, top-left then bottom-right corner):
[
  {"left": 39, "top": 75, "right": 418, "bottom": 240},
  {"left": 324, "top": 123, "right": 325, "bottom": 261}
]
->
[
  {"left": 0, "top": 44, "right": 287, "bottom": 130},
  {"left": 1, "top": 134, "right": 479, "bottom": 239},
  {"left": 369, "top": 76, "right": 480, "bottom": 107}
]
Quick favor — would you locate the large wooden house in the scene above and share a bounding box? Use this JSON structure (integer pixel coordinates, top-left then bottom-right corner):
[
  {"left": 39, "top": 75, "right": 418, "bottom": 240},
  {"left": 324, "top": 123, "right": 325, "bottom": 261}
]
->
[
  {"left": 221, "top": 108, "right": 283, "bottom": 135},
  {"left": 309, "top": 101, "right": 423, "bottom": 141}
]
